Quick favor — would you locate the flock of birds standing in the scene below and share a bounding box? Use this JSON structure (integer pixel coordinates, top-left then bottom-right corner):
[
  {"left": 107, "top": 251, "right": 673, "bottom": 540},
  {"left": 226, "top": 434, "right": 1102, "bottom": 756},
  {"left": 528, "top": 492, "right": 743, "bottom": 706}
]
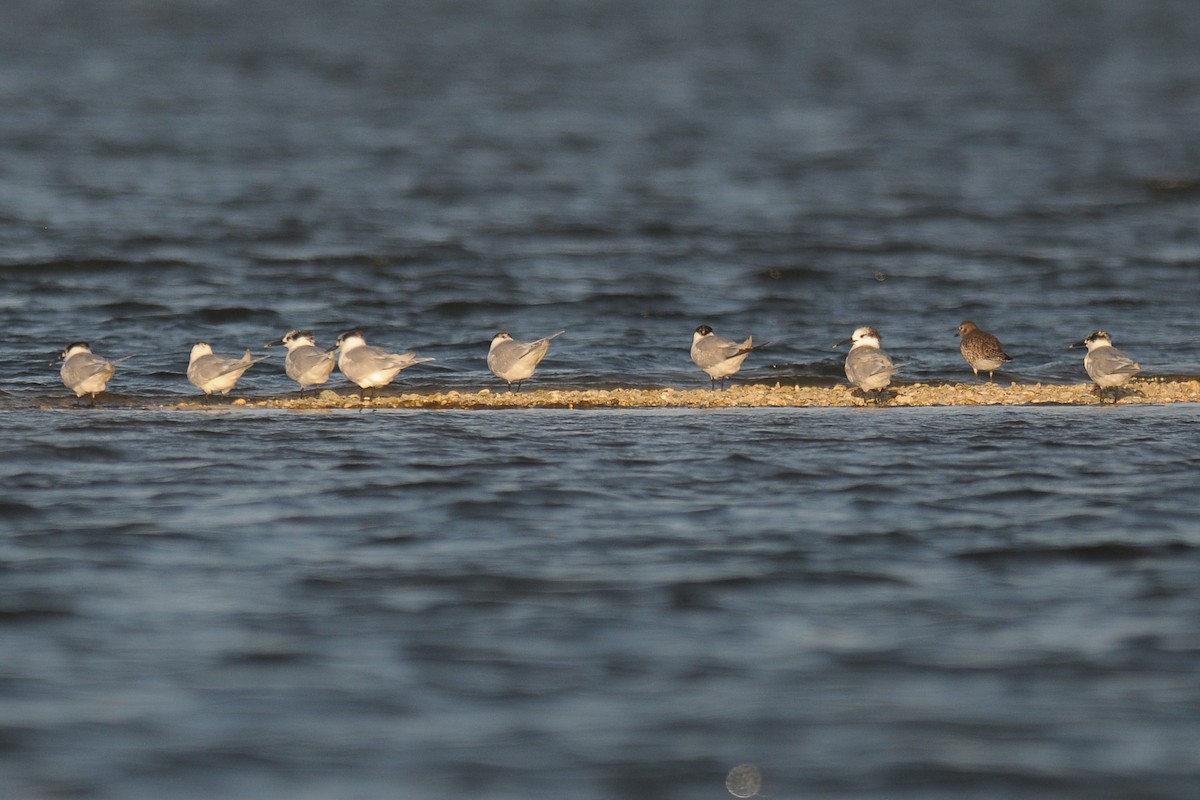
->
[
  {"left": 691, "top": 321, "right": 1141, "bottom": 403},
  {"left": 53, "top": 328, "right": 568, "bottom": 405},
  {"left": 52, "top": 321, "right": 1142, "bottom": 405}
]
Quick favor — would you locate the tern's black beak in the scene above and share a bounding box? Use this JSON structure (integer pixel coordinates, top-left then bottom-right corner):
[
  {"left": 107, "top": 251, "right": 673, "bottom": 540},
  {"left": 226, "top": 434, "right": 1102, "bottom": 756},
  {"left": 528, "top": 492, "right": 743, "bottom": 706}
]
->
[
  {"left": 1068, "top": 340, "right": 1087, "bottom": 349},
  {"left": 833, "top": 338, "right": 853, "bottom": 349},
  {"left": 325, "top": 343, "right": 340, "bottom": 353},
  {"left": 263, "top": 340, "right": 278, "bottom": 349}
]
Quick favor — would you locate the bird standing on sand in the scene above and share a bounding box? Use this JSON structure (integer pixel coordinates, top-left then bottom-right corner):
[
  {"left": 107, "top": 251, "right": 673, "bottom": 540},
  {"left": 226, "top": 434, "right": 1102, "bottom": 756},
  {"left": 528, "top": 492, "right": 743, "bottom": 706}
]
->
[
  {"left": 188, "top": 343, "right": 267, "bottom": 402},
  {"left": 487, "top": 331, "right": 564, "bottom": 391},
  {"left": 957, "top": 320, "right": 1012, "bottom": 382},
  {"left": 54, "top": 342, "right": 133, "bottom": 405},
  {"left": 690, "top": 324, "right": 765, "bottom": 389},
  {"left": 332, "top": 330, "right": 434, "bottom": 401},
  {"left": 1070, "top": 330, "right": 1142, "bottom": 403},
  {"left": 267, "top": 330, "right": 336, "bottom": 394},
  {"left": 835, "top": 326, "right": 899, "bottom": 402}
]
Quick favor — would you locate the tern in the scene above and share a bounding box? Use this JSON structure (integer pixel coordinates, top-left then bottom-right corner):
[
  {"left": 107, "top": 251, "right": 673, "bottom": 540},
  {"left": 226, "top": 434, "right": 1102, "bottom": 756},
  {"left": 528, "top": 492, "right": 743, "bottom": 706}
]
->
[
  {"left": 1070, "top": 330, "right": 1142, "bottom": 403},
  {"left": 834, "top": 326, "right": 900, "bottom": 403},
  {"left": 54, "top": 342, "right": 134, "bottom": 405},
  {"left": 266, "top": 330, "right": 336, "bottom": 394},
  {"left": 690, "top": 324, "right": 766, "bottom": 389},
  {"left": 188, "top": 343, "right": 268, "bottom": 402},
  {"left": 331, "top": 330, "right": 434, "bottom": 402},
  {"left": 487, "top": 330, "right": 564, "bottom": 391}
]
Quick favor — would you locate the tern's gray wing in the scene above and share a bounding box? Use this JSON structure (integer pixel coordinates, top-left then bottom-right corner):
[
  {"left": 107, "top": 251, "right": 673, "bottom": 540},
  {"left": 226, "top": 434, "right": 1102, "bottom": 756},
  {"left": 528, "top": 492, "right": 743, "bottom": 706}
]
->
[
  {"left": 1086, "top": 347, "right": 1141, "bottom": 381},
  {"left": 846, "top": 347, "right": 898, "bottom": 387},
  {"left": 692, "top": 335, "right": 751, "bottom": 369},
  {"left": 487, "top": 339, "right": 522, "bottom": 373},
  {"left": 520, "top": 337, "right": 554, "bottom": 361},
  {"left": 351, "top": 345, "right": 418, "bottom": 370},
  {"left": 287, "top": 346, "right": 336, "bottom": 383},
  {"left": 385, "top": 353, "right": 435, "bottom": 370},
  {"left": 492, "top": 338, "right": 551, "bottom": 371},
  {"left": 362, "top": 347, "right": 432, "bottom": 370},
  {"left": 519, "top": 332, "right": 562, "bottom": 363},
  {"left": 63, "top": 354, "right": 116, "bottom": 385},
  {"left": 488, "top": 338, "right": 554, "bottom": 384},
  {"left": 341, "top": 348, "right": 433, "bottom": 386},
  {"left": 338, "top": 349, "right": 377, "bottom": 382},
  {"left": 188, "top": 353, "right": 251, "bottom": 384}
]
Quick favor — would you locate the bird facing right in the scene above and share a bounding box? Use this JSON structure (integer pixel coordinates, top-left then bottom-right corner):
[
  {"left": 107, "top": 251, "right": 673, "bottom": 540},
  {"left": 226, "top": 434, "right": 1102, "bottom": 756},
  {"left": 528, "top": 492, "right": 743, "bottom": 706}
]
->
[
  {"left": 1070, "top": 330, "right": 1142, "bottom": 402},
  {"left": 835, "top": 326, "right": 899, "bottom": 400},
  {"left": 487, "top": 330, "right": 564, "bottom": 391},
  {"left": 188, "top": 343, "right": 266, "bottom": 401},
  {"left": 957, "top": 320, "right": 1012, "bottom": 382}
]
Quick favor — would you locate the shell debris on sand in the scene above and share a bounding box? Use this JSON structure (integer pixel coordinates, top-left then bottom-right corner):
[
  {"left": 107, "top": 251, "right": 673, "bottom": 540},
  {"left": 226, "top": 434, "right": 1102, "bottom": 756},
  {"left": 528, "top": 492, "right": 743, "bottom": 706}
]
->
[{"left": 191, "top": 378, "right": 1200, "bottom": 410}]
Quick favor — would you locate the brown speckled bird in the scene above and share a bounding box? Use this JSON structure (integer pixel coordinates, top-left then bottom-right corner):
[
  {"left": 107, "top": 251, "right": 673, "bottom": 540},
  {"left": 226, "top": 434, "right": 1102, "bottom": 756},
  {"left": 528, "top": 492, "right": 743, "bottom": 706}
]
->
[{"left": 957, "top": 321, "right": 1012, "bottom": 382}]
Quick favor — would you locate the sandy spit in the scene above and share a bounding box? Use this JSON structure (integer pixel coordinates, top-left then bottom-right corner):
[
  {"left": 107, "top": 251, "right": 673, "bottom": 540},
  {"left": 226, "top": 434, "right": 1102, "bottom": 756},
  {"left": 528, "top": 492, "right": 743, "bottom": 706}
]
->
[{"left": 181, "top": 378, "right": 1200, "bottom": 410}]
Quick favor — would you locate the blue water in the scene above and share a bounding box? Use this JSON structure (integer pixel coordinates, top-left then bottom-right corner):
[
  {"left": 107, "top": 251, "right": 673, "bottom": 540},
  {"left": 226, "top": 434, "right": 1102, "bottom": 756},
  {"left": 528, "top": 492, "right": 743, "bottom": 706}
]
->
[
  {"left": 3, "top": 406, "right": 1199, "bottom": 799},
  {"left": 3, "top": 1, "right": 1200, "bottom": 798}
]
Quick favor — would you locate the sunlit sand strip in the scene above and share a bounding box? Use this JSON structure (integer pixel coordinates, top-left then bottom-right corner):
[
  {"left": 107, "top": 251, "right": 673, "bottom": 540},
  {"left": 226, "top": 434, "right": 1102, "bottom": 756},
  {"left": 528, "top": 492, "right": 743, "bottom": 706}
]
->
[{"left": 184, "top": 378, "right": 1200, "bottom": 410}]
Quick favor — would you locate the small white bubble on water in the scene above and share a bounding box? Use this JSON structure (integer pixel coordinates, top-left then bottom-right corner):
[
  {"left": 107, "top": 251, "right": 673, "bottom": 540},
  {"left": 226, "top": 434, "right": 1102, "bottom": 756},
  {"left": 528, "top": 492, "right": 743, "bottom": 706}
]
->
[{"left": 725, "top": 763, "right": 762, "bottom": 798}]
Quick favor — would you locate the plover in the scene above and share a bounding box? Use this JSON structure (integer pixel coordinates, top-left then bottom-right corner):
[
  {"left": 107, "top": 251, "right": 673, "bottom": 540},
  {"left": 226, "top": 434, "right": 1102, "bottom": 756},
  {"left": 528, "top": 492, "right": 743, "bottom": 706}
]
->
[{"left": 957, "top": 320, "right": 1012, "bottom": 382}]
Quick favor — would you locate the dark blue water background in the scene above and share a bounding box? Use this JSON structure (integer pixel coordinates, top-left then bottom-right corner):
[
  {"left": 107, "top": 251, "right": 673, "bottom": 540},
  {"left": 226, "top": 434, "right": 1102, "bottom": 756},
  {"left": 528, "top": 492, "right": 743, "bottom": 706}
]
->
[{"left": 2, "top": 1, "right": 1199, "bottom": 798}]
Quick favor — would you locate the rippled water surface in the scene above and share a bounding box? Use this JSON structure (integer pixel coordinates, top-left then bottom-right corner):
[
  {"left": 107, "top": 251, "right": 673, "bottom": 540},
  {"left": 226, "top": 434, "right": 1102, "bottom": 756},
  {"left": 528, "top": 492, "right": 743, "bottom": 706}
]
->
[
  {"left": 3, "top": 0, "right": 1200, "bottom": 798},
  {"left": 3, "top": 406, "right": 1200, "bottom": 799}
]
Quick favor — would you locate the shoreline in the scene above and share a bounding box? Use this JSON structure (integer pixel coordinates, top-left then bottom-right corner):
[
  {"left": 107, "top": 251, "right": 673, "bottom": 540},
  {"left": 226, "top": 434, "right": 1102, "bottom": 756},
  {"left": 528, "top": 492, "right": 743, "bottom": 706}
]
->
[{"left": 165, "top": 378, "right": 1200, "bottom": 410}]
